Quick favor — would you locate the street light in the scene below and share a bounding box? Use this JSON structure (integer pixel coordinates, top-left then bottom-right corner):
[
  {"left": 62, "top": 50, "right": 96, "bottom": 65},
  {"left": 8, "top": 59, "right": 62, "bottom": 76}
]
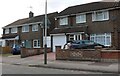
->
[{"left": 44, "top": 0, "right": 47, "bottom": 64}]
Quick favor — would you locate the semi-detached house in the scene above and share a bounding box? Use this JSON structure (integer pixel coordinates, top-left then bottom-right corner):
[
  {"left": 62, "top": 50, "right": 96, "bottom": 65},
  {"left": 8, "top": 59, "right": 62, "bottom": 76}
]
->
[
  {"left": 2, "top": 12, "right": 58, "bottom": 49},
  {"left": 50, "top": 2, "right": 120, "bottom": 52}
]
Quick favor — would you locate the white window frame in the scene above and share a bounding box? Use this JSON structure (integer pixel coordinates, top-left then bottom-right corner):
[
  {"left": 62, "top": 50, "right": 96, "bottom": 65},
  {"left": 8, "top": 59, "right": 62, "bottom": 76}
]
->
[
  {"left": 33, "top": 40, "right": 40, "bottom": 48},
  {"left": 69, "top": 34, "right": 74, "bottom": 41},
  {"left": 22, "top": 25, "right": 29, "bottom": 32},
  {"left": 5, "top": 28, "right": 9, "bottom": 34},
  {"left": 68, "top": 34, "right": 82, "bottom": 41},
  {"left": 75, "top": 34, "right": 82, "bottom": 40},
  {"left": 76, "top": 14, "right": 86, "bottom": 23},
  {"left": 32, "top": 24, "right": 38, "bottom": 31},
  {"left": 90, "top": 33, "right": 111, "bottom": 46},
  {"left": 11, "top": 27, "right": 17, "bottom": 33},
  {"left": 59, "top": 17, "right": 68, "bottom": 25},
  {"left": 92, "top": 11, "right": 109, "bottom": 21}
]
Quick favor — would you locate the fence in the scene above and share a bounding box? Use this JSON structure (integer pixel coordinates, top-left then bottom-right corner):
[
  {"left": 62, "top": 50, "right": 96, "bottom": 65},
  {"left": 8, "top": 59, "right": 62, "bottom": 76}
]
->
[
  {"left": 56, "top": 46, "right": 101, "bottom": 61},
  {"left": 56, "top": 46, "right": 120, "bottom": 62},
  {"left": 21, "top": 47, "right": 52, "bottom": 58},
  {"left": 0, "top": 46, "right": 12, "bottom": 54}
]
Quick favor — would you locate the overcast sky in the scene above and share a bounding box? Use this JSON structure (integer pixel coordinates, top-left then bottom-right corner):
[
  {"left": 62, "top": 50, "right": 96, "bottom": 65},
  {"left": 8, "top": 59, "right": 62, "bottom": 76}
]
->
[{"left": 0, "top": 0, "right": 113, "bottom": 36}]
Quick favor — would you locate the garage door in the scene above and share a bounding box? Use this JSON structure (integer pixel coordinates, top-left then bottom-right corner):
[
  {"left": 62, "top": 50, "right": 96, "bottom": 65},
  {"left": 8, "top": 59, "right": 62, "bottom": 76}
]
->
[{"left": 53, "top": 35, "right": 66, "bottom": 52}]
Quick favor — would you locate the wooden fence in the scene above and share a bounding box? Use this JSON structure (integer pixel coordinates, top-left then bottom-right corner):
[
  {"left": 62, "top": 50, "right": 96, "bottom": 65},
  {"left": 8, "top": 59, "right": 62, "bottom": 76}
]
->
[{"left": 0, "top": 46, "right": 12, "bottom": 54}]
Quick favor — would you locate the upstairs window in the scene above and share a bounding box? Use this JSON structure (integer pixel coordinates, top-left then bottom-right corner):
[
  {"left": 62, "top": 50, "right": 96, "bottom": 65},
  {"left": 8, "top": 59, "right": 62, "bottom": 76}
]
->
[
  {"left": 76, "top": 14, "right": 86, "bottom": 23},
  {"left": 92, "top": 11, "right": 109, "bottom": 21},
  {"left": 32, "top": 24, "right": 38, "bottom": 31},
  {"left": 22, "top": 25, "right": 29, "bottom": 32},
  {"left": 59, "top": 17, "right": 68, "bottom": 25},
  {"left": 11, "top": 27, "right": 17, "bottom": 33},
  {"left": 5, "top": 28, "right": 9, "bottom": 34}
]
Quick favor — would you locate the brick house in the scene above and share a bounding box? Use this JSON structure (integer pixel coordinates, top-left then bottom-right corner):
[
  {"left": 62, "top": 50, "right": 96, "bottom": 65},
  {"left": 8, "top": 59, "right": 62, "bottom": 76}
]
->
[
  {"left": 50, "top": 2, "right": 120, "bottom": 52},
  {"left": 2, "top": 12, "right": 58, "bottom": 49}
]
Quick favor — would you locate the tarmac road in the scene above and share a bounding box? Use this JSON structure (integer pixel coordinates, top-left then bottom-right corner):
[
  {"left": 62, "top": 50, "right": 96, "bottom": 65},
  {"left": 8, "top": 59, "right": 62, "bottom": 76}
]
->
[{"left": 1, "top": 63, "right": 102, "bottom": 74}]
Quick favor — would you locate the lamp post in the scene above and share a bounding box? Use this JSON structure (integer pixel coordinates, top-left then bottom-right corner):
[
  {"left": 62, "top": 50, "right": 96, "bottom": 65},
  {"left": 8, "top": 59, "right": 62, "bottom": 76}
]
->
[{"left": 44, "top": 0, "right": 47, "bottom": 64}]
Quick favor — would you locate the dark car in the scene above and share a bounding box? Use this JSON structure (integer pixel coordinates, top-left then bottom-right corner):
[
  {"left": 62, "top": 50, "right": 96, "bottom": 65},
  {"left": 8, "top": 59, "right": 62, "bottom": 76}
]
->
[
  {"left": 70, "top": 40, "right": 105, "bottom": 49},
  {"left": 12, "top": 44, "right": 21, "bottom": 55}
]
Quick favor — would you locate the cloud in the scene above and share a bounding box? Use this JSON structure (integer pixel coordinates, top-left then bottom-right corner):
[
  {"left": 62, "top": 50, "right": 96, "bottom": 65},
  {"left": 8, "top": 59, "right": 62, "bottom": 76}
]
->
[{"left": 0, "top": 0, "right": 102, "bottom": 36}]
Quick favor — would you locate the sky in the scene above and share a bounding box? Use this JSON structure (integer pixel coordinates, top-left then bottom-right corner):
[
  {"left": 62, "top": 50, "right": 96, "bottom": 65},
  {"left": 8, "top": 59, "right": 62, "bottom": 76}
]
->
[{"left": 0, "top": 0, "right": 115, "bottom": 37}]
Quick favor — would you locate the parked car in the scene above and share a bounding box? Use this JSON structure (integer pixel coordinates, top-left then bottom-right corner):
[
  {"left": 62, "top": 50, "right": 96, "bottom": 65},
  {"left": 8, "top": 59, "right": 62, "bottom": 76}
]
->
[
  {"left": 12, "top": 44, "right": 21, "bottom": 55},
  {"left": 69, "top": 40, "right": 105, "bottom": 49}
]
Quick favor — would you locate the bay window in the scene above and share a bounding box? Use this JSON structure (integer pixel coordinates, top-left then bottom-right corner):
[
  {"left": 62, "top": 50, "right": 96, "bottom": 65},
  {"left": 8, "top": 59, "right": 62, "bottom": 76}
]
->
[{"left": 90, "top": 33, "right": 111, "bottom": 46}]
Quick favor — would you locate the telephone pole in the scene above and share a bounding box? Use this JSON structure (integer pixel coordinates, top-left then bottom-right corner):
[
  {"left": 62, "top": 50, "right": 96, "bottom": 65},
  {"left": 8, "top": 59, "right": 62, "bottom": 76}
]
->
[{"left": 44, "top": 0, "right": 47, "bottom": 64}]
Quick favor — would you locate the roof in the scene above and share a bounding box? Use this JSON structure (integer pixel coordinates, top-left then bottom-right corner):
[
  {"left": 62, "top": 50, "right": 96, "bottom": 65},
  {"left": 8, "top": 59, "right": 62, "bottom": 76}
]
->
[
  {"left": 1, "top": 34, "right": 18, "bottom": 39},
  {"left": 58, "top": 2, "right": 120, "bottom": 16},
  {"left": 4, "top": 12, "right": 58, "bottom": 28},
  {"left": 50, "top": 26, "right": 87, "bottom": 34}
]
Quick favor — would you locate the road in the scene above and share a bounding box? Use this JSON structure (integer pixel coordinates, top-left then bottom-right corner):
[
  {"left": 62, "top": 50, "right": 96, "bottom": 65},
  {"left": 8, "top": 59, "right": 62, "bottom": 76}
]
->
[{"left": 1, "top": 63, "right": 102, "bottom": 74}]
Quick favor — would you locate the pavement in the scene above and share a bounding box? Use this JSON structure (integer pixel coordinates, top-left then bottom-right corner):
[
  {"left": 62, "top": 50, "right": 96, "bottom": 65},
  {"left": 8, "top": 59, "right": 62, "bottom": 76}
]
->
[{"left": 1, "top": 53, "right": 120, "bottom": 73}]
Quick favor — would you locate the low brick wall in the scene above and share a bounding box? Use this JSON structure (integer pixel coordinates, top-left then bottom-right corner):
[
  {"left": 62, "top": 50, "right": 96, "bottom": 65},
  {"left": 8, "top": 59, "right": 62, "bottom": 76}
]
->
[
  {"left": 56, "top": 46, "right": 120, "bottom": 62},
  {"left": 101, "top": 50, "right": 120, "bottom": 62},
  {"left": 21, "top": 48, "right": 51, "bottom": 58},
  {"left": 56, "top": 46, "right": 101, "bottom": 61},
  {"left": 0, "top": 46, "right": 12, "bottom": 54}
]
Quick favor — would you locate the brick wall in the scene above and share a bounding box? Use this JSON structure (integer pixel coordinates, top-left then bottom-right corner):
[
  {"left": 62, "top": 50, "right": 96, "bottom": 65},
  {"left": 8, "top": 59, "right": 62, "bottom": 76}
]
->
[
  {"left": 56, "top": 46, "right": 101, "bottom": 61},
  {"left": 21, "top": 48, "right": 51, "bottom": 58},
  {"left": 56, "top": 46, "right": 120, "bottom": 62}
]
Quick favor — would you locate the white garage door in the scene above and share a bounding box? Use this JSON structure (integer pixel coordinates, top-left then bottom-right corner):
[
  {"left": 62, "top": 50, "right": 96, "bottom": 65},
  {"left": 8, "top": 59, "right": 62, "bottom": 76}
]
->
[{"left": 53, "top": 35, "right": 66, "bottom": 52}]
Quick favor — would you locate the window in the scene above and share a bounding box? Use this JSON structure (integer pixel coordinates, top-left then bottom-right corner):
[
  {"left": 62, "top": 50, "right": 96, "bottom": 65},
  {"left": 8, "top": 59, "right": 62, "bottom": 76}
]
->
[
  {"left": 68, "top": 34, "right": 82, "bottom": 41},
  {"left": 22, "top": 40, "right": 32, "bottom": 48},
  {"left": 92, "top": 11, "right": 109, "bottom": 21},
  {"left": 75, "top": 34, "right": 82, "bottom": 40},
  {"left": 32, "top": 24, "right": 38, "bottom": 31},
  {"left": 5, "top": 28, "right": 9, "bottom": 34},
  {"left": 0, "top": 41, "right": 2, "bottom": 46},
  {"left": 76, "top": 14, "right": 86, "bottom": 23},
  {"left": 90, "top": 33, "right": 111, "bottom": 46},
  {"left": 69, "top": 34, "right": 74, "bottom": 41},
  {"left": 22, "top": 25, "right": 29, "bottom": 32},
  {"left": 59, "top": 17, "right": 68, "bottom": 25},
  {"left": 11, "top": 27, "right": 17, "bottom": 33},
  {"left": 33, "top": 40, "right": 40, "bottom": 48}
]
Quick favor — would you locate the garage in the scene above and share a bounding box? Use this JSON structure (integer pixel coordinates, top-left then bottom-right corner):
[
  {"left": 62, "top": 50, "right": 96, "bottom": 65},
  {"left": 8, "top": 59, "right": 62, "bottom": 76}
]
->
[{"left": 52, "top": 35, "right": 66, "bottom": 52}]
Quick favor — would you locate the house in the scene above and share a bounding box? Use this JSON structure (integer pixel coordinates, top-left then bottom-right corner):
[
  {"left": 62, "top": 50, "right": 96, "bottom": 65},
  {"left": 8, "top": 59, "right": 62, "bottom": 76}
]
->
[
  {"left": 0, "top": 39, "right": 5, "bottom": 47},
  {"left": 50, "top": 2, "right": 120, "bottom": 52},
  {"left": 2, "top": 11, "right": 58, "bottom": 49}
]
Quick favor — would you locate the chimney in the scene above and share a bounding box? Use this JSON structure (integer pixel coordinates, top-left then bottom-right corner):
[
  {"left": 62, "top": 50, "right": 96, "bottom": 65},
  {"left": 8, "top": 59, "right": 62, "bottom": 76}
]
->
[{"left": 29, "top": 11, "right": 34, "bottom": 18}]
